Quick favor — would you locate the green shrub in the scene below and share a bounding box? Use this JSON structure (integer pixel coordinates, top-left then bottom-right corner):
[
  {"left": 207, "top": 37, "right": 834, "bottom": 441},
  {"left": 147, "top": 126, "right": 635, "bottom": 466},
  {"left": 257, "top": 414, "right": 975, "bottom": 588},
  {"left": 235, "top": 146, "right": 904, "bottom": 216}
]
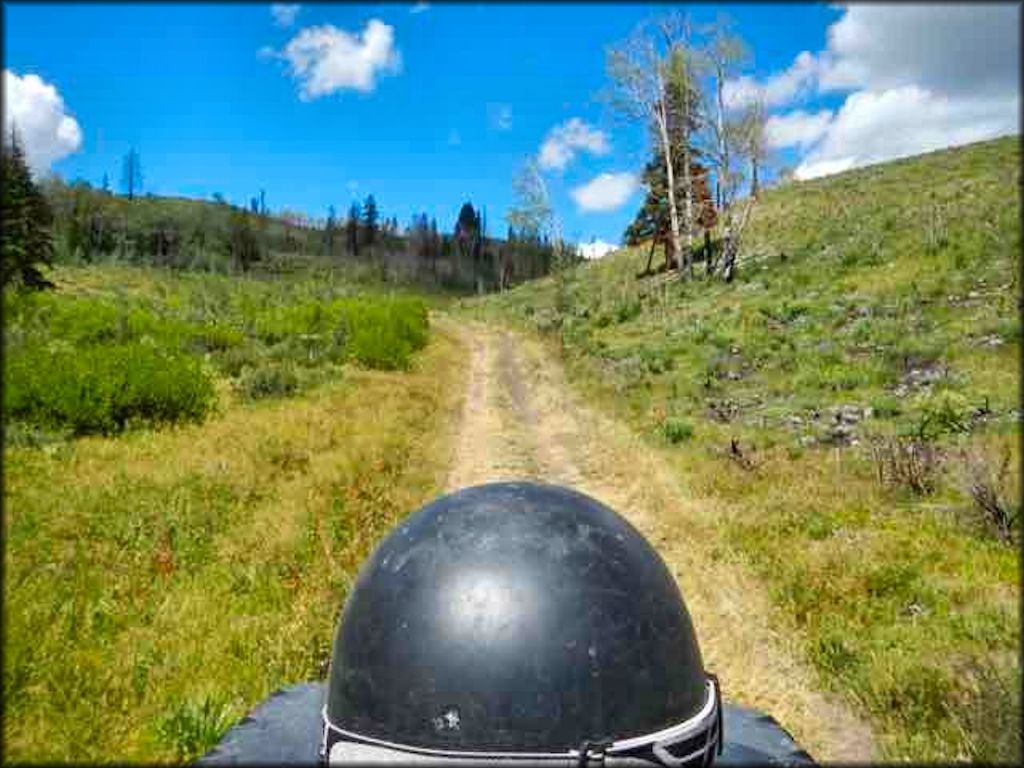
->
[
  {"left": 341, "top": 297, "right": 428, "bottom": 370},
  {"left": 4, "top": 343, "right": 215, "bottom": 435},
  {"left": 239, "top": 364, "right": 299, "bottom": 400},
  {"left": 661, "top": 417, "right": 694, "bottom": 444}
]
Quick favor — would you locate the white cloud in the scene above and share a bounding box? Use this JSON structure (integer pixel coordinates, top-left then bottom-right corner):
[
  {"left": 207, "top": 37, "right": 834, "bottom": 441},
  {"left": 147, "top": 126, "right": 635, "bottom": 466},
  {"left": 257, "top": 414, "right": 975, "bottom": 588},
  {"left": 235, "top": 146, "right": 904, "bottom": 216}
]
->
[
  {"left": 577, "top": 239, "right": 618, "bottom": 260},
  {"left": 764, "top": 109, "right": 833, "bottom": 150},
  {"left": 817, "top": 4, "right": 1019, "bottom": 97},
  {"left": 571, "top": 172, "right": 638, "bottom": 213},
  {"left": 3, "top": 70, "right": 82, "bottom": 174},
  {"left": 410, "top": 2, "right": 430, "bottom": 14},
  {"left": 794, "top": 85, "right": 1019, "bottom": 180},
  {"left": 487, "top": 103, "right": 513, "bottom": 131},
  {"left": 537, "top": 118, "right": 609, "bottom": 172},
  {"left": 270, "top": 4, "right": 301, "bottom": 29},
  {"left": 730, "top": 5, "right": 1020, "bottom": 181},
  {"left": 272, "top": 20, "right": 400, "bottom": 100},
  {"left": 724, "top": 51, "right": 819, "bottom": 110}
]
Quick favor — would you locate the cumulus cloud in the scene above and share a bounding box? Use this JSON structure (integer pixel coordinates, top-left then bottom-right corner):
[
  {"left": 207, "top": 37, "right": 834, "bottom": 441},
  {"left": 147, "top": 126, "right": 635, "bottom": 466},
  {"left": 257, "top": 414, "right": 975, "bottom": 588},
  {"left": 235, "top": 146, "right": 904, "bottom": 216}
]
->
[
  {"left": 730, "top": 5, "right": 1020, "bottom": 180},
  {"left": 577, "top": 239, "right": 619, "bottom": 260},
  {"left": 270, "top": 4, "right": 301, "bottom": 28},
  {"left": 410, "top": 2, "right": 430, "bottom": 14},
  {"left": 3, "top": 70, "right": 82, "bottom": 174},
  {"left": 724, "top": 51, "right": 820, "bottom": 109},
  {"left": 794, "top": 86, "right": 1019, "bottom": 180},
  {"left": 817, "top": 4, "right": 1019, "bottom": 97},
  {"left": 270, "top": 19, "right": 400, "bottom": 99},
  {"left": 571, "top": 172, "right": 638, "bottom": 213},
  {"left": 764, "top": 109, "right": 833, "bottom": 150},
  {"left": 537, "top": 118, "right": 609, "bottom": 172}
]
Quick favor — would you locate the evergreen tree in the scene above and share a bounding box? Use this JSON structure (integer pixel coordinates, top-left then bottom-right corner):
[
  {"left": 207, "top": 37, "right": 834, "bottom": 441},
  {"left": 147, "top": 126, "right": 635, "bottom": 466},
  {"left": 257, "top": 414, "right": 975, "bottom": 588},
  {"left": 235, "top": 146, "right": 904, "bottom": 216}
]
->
[
  {"left": 2, "top": 129, "right": 55, "bottom": 289},
  {"left": 121, "top": 148, "right": 143, "bottom": 200},
  {"left": 346, "top": 202, "right": 360, "bottom": 256},
  {"left": 325, "top": 204, "right": 337, "bottom": 257},
  {"left": 362, "top": 194, "right": 379, "bottom": 247}
]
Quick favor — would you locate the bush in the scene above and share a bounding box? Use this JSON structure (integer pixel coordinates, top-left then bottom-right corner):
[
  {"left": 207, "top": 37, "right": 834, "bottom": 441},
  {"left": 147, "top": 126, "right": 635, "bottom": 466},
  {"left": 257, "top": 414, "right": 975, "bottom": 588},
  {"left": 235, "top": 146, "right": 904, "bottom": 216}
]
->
[
  {"left": 960, "top": 445, "right": 1019, "bottom": 544},
  {"left": 239, "top": 364, "right": 299, "bottom": 400},
  {"left": 868, "top": 435, "right": 942, "bottom": 495},
  {"left": 341, "top": 297, "right": 428, "bottom": 370},
  {"left": 662, "top": 417, "right": 694, "bottom": 444},
  {"left": 4, "top": 343, "right": 215, "bottom": 435}
]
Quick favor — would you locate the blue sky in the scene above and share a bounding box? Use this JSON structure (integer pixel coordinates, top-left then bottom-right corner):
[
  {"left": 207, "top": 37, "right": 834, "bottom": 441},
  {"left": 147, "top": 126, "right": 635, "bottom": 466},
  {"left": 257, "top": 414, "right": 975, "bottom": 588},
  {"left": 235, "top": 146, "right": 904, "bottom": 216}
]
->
[{"left": 3, "top": 3, "right": 1018, "bottom": 247}]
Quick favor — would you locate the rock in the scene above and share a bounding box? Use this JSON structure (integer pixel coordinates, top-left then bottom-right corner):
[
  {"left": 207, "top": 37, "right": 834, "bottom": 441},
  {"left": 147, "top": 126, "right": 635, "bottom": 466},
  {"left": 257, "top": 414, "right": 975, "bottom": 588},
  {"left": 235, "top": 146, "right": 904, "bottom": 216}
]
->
[
  {"left": 902, "top": 602, "right": 927, "bottom": 618},
  {"left": 821, "top": 422, "right": 857, "bottom": 445}
]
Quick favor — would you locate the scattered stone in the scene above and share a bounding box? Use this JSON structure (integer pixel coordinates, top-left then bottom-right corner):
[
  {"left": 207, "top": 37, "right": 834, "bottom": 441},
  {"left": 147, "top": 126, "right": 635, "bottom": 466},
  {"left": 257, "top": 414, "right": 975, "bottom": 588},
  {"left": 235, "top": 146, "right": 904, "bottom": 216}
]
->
[
  {"left": 902, "top": 602, "right": 927, "bottom": 618},
  {"left": 707, "top": 399, "right": 740, "bottom": 423},
  {"left": 828, "top": 404, "right": 865, "bottom": 425},
  {"left": 822, "top": 423, "right": 856, "bottom": 445},
  {"left": 786, "top": 415, "right": 804, "bottom": 428},
  {"left": 798, "top": 435, "right": 818, "bottom": 447},
  {"left": 980, "top": 334, "right": 1004, "bottom": 348},
  {"left": 897, "top": 364, "right": 947, "bottom": 392}
]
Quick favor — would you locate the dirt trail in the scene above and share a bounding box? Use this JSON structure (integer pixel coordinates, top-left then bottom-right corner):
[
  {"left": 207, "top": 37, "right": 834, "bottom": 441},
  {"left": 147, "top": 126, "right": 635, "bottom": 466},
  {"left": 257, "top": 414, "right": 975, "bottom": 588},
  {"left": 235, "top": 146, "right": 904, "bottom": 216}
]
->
[{"left": 440, "top": 318, "right": 876, "bottom": 763}]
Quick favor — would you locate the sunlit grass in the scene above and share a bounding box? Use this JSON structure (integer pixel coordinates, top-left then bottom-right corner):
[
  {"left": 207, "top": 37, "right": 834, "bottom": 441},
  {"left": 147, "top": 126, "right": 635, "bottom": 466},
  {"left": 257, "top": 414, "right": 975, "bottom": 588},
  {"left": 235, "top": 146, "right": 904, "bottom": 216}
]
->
[
  {"left": 2, "top": 269, "right": 465, "bottom": 762},
  {"left": 467, "top": 136, "right": 1021, "bottom": 761}
]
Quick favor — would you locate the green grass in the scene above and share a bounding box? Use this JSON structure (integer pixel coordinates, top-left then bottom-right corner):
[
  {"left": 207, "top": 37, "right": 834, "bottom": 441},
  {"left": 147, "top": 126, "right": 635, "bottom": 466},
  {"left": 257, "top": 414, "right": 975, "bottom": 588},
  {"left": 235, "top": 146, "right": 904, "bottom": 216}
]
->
[
  {"left": 2, "top": 266, "right": 464, "bottom": 762},
  {"left": 3, "top": 265, "right": 431, "bottom": 435},
  {"left": 468, "top": 136, "right": 1021, "bottom": 762}
]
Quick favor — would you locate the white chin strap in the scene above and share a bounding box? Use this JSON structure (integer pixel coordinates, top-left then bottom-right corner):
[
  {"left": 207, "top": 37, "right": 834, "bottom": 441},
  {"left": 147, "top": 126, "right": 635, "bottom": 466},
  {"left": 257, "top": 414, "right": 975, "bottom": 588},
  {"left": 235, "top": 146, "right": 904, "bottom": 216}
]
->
[{"left": 323, "top": 677, "right": 722, "bottom": 767}]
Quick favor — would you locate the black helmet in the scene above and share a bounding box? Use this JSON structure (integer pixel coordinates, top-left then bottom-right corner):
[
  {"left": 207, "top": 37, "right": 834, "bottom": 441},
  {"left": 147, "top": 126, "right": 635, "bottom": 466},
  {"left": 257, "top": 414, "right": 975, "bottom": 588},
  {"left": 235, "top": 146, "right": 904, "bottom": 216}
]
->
[{"left": 321, "top": 482, "right": 722, "bottom": 765}]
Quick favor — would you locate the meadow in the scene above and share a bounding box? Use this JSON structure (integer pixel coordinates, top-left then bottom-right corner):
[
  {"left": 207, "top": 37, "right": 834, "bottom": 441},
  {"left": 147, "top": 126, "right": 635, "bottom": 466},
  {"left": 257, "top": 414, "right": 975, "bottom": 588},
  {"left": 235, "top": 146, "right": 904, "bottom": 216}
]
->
[
  {"left": 467, "top": 136, "right": 1021, "bottom": 762},
  {"left": 2, "top": 265, "right": 462, "bottom": 762}
]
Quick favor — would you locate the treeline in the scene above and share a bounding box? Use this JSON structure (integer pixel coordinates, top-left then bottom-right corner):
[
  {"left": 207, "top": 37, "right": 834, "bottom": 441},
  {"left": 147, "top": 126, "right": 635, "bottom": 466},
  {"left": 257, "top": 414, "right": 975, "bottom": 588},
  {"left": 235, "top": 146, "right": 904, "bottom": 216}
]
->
[
  {"left": 25, "top": 158, "right": 561, "bottom": 295},
  {"left": 2, "top": 134, "right": 566, "bottom": 294}
]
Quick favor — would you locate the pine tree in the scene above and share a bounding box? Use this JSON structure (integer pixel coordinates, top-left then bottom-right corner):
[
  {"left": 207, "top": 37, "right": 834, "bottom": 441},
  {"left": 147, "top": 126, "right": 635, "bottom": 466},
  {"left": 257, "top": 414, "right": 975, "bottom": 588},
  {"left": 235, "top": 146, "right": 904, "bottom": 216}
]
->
[
  {"left": 2, "top": 129, "right": 55, "bottom": 289},
  {"left": 121, "top": 148, "right": 143, "bottom": 200},
  {"left": 325, "top": 205, "right": 337, "bottom": 257},
  {"left": 346, "top": 202, "right": 360, "bottom": 256},
  {"left": 362, "top": 194, "right": 379, "bottom": 247}
]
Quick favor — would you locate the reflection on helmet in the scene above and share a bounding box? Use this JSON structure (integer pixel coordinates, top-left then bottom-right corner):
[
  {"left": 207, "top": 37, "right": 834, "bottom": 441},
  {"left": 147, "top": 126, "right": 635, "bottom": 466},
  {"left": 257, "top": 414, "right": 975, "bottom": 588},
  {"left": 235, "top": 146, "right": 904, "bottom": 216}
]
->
[{"left": 321, "top": 482, "right": 722, "bottom": 766}]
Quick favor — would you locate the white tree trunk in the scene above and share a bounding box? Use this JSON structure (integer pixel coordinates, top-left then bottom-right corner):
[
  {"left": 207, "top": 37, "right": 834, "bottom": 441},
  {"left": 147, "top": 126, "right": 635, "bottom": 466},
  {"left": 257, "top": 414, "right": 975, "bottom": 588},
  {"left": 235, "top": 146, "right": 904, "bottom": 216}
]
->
[{"left": 656, "top": 106, "right": 683, "bottom": 274}]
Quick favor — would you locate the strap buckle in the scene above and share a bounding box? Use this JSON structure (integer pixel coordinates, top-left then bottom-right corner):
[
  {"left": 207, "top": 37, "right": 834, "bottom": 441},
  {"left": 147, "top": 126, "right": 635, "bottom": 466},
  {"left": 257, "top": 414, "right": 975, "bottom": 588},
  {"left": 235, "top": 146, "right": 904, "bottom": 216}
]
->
[{"left": 576, "top": 738, "right": 613, "bottom": 767}]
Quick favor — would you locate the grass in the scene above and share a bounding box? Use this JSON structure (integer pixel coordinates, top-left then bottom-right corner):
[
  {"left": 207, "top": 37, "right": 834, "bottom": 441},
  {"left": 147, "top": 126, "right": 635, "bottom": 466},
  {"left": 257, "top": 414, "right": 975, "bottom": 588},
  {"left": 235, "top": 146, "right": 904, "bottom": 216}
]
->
[
  {"left": 3, "top": 265, "right": 430, "bottom": 436},
  {"left": 2, "top": 265, "right": 465, "bottom": 762},
  {"left": 467, "top": 136, "right": 1021, "bottom": 762}
]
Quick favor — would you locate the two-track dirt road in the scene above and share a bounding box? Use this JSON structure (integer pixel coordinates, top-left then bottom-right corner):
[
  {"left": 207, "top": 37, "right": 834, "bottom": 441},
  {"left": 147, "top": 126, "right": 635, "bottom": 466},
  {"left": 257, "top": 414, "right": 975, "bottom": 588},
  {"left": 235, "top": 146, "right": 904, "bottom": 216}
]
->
[{"left": 438, "top": 317, "right": 876, "bottom": 763}]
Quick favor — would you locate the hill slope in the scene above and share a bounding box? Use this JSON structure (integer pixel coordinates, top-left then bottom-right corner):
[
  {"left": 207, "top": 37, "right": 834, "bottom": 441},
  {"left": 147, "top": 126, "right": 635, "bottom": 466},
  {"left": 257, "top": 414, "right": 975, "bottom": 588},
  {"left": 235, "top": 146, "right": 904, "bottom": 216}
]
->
[{"left": 468, "top": 136, "right": 1021, "bottom": 761}]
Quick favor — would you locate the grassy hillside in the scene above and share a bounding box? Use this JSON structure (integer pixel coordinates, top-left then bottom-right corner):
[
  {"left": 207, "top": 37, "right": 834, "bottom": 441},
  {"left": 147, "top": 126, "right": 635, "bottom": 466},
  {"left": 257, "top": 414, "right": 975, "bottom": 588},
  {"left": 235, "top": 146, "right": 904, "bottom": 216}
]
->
[
  {"left": 2, "top": 265, "right": 464, "bottom": 761},
  {"left": 468, "top": 136, "right": 1021, "bottom": 761}
]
